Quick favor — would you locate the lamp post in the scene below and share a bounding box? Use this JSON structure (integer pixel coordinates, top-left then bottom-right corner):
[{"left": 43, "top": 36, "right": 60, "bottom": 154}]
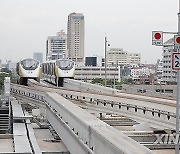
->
[
  {"left": 104, "top": 36, "right": 110, "bottom": 87},
  {"left": 105, "top": 37, "right": 107, "bottom": 87}
]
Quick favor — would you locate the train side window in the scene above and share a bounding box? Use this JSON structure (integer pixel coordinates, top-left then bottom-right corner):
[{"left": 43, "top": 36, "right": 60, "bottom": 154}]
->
[
  {"left": 47, "top": 64, "right": 50, "bottom": 74},
  {"left": 52, "top": 63, "right": 55, "bottom": 75},
  {"left": 42, "top": 64, "right": 44, "bottom": 73},
  {"left": 45, "top": 64, "right": 46, "bottom": 74},
  {"left": 49, "top": 63, "right": 51, "bottom": 75}
]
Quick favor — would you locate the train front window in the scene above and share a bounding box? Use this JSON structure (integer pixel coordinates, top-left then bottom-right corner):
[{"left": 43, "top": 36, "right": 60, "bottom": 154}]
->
[
  {"left": 21, "top": 59, "right": 39, "bottom": 70},
  {"left": 56, "top": 60, "right": 74, "bottom": 70}
]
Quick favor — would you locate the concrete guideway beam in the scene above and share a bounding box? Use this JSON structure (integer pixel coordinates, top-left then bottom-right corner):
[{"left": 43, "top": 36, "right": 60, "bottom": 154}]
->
[{"left": 46, "top": 92, "right": 152, "bottom": 154}]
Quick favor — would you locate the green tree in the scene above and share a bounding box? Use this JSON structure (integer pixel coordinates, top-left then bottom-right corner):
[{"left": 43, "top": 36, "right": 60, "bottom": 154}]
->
[
  {"left": 91, "top": 78, "right": 104, "bottom": 85},
  {"left": 91, "top": 77, "right": 132, "bottom": 89}
]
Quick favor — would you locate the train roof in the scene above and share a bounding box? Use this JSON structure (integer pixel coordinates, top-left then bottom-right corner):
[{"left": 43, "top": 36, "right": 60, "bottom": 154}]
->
[
  {"left": 18, "top": 58, "right": 39, "bottom": 62},
  {"left": 41, "top": 59, "right": 74, "bottom": 64}
]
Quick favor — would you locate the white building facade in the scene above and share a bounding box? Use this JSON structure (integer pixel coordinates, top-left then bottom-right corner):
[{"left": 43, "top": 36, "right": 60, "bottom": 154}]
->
[
  {"left": 67, "top": 12, "right": 84, "bottom": 65},
  {"left": 131, "top": 67, "right": 155, "bottom": 79},
  {"left": 156, "top": 59, "right": 163, "bottom": 83},
  {"left": 107, "top": 48, "right": 141, "bottom": 66},
  {"left": 46, "top": 30, "right": 67, "bottom": 60},
  {"left": 161, "top": 38, "right": 176, "bottom": 84},
  {"left": 128, "top": 53, "right": 141, "bottom": 64},
  {"left": 75, "top": 66, "right": 120, "bottom": 81}
]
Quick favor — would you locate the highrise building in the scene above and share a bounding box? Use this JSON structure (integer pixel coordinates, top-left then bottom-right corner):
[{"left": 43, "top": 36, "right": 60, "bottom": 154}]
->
[
  {"left": 46, "top": 30, "right": 67, "bottom": 60},
  {"left": 67, "top": 12, "right": 84, "bottom": 65},
  {"left": 33, "top": 52, "right": 43, "bottom": 62}
]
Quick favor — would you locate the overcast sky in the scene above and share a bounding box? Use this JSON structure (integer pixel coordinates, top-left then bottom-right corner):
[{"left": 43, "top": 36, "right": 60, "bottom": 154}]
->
[{"left": 0, "top": 0, "right": 179, "bottom": 63}]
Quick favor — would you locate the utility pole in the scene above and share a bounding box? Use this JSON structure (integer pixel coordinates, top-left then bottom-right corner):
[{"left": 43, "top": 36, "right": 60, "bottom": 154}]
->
[{"left": 175, "top": 1, "right": 180, "bottom": 153}]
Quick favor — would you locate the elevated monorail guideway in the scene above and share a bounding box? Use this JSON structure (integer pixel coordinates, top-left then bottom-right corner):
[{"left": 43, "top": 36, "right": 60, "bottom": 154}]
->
[
  {"left": 10, "top": 84, "right": 153, "bottom": 153},
  {"left": 11, "top": 83, "right": 178, "bottom": 130},
  {"left": 29, "top": 78, "right": 176, "bottom": 109},
  {"left": 22, "top": 80, "right": 176, "bottom": 113},
  {"left": 63, "top": 78, "right": 176, "bottom": 106}
]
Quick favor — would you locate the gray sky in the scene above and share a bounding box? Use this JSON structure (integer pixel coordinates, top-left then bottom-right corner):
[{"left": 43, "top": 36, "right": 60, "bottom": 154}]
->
[{"left": 0, "top": 0, "right": 178, "bottom": 63}]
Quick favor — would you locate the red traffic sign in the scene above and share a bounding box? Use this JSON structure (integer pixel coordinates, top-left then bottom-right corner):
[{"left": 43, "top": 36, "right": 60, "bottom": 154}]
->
[
  {"left": 152, "top": 31, "right": 163, "bottom": 46},
  {"left": 172, "top": 52, "right": 180, "bottom": 70},
  {"left": 174, "top": 35, "right": 180, "bottom": 44},
  {"left": 174, "top": 35, "right": 180, "bottom": 50},
  {"left": 154, "top": 32, "right": 162, "bottom": 40}
]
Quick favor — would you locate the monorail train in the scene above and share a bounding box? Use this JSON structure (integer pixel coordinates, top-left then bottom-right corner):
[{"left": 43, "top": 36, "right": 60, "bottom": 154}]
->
[
  {"left": 41, "top": 59, "right": 75, "bottom": 86},
  {"left": 16, "top": 58, "right": 41, "bottom": 85}
]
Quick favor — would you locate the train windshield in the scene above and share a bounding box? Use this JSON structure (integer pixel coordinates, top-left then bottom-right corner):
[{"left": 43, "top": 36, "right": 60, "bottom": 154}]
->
[
  {"left": 20, "top": 59, "right": 39, "bottom": 70},
  {"left": 56, "top": 60, "right": 74, "bottom": 70}
]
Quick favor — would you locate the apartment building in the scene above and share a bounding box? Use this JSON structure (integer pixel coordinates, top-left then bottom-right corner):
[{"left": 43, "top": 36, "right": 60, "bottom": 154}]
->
[
  {"left": 107, "top": 48, "right": 141, "bottom": 66},
  {"left": 161, "top": 38, "right": 176, "bottom": 84},
  {"left": 46, "top": 30, "right": 67, "bottom": 60}
]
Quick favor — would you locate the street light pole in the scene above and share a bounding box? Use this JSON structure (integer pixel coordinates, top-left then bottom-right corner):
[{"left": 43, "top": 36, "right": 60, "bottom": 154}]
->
[
  {"left": 175, "top": 1, "right": 180, "bottom": 153},
  {"left": 105, "top": 37, "right": 107, "bottom": 87}
]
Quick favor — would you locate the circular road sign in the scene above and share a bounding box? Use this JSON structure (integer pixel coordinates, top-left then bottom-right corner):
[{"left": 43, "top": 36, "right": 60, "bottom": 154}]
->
[
  {"left": 152, "top": 31, "right": 163, "bottom": 46},
  {"left": 154, "top": 32, "right": 161, "bottom": 40},
  {"left": 176, "top": 36, "right": 180, "bottom": 44}
]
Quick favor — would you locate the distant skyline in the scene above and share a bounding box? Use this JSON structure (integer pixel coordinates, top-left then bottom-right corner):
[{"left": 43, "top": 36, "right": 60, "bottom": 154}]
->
[{"left": 0, "top": 0, "right": 179, "bottom": 63}]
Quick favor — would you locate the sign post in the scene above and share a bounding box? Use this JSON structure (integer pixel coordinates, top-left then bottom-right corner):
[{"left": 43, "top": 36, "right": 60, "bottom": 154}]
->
[
  {"left": 152, "top": 2, "right": 180, "bottom": 153},
  {"left": 172, "top": 53, "right": 180, "bottom": 70},
  {"left": 173, "top": 34, "right": 180, "bottom": 154},
  {"left": 152, "top": 31, "right": 163, "bottom": 46}
]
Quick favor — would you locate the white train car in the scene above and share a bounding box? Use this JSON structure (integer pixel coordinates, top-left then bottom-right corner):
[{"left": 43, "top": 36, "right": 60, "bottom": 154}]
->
[
  {"left": 41, "top": 59, "right": 75, "bottom": 86},
  {"left": 16, "top": 58, "right": 41, "bottom": 85}
]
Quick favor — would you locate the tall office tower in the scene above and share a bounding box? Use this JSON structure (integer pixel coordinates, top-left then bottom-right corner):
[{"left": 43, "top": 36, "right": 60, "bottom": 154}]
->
[
  {"left": 67, "top": 12, "right": 84, "bottom": 65},
  {"left": 46, "top": 30, "right": 67, "bottom": 60}
]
